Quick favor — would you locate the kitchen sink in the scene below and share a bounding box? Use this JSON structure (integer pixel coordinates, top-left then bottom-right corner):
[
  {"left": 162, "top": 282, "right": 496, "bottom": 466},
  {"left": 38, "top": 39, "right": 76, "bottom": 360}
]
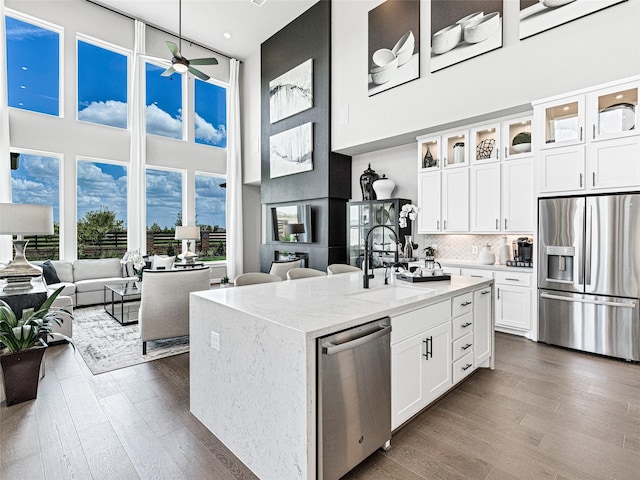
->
[{"left": 349, "top": 284, "right": 435, "bottom": 304}]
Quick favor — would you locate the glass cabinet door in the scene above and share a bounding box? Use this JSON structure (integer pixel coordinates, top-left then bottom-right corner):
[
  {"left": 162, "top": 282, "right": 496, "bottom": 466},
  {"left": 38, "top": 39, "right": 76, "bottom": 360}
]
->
[
  {"left": 543, "top": 96, "right": 585, "bottom": 147},
  {"left": 471, "top": 124, "right": 500, "bottom": 163},
  {"left": 418, "top": 135, "right": 441, "bottom": 171},
  {"left": 443, "top": 130, "right": 469, "bottom": 168},
  {"left": 503, "top": 116, "right": 532, "bottom": 159},
  {"left": 590, "top": 82, "right": 639, "bottom": 141}
]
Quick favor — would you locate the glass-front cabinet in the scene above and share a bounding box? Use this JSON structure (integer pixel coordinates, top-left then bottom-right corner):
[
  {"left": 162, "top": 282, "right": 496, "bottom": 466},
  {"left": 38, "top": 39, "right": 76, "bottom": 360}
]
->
[
  {"left": 417, "top": 135, "right": 441, "bottom": 171},
  {"left": 443, "top": 130, "right": 469, "bottom": 168},
  {"left": 502, "top": 115, "right": 532, "bottom": 160},
  {"left": 471, "top": 123, "right": 500, "bottom": 163},
  {"left": 348, "top": 198, "right": 412, "bottom": 267},
  {"left": 587, "top": 81, "right": 639, "bottom": 142}
]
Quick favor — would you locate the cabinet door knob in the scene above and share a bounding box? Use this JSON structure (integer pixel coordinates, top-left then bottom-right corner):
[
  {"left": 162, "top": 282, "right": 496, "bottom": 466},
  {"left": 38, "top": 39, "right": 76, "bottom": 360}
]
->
[
  {"left": 436, "top": 220, "right": 440, "bottom": 230},
  {"left": 592, "top": 124, "right": 596, "bottom": 139},
  {"left": 481, "top": 290, "right": 491, "bottom": 295},
  {"left": 461, "top": 322, "right": 472, "bottom": 328},
  {"left": 461, "top": 301, "right": 472, "bottom": 307},
  {"left": 495, "top": 218, "right": 499, "bottom": 230},
  {"left": 422, "top": 337, "right": 433, "bottom": 360},
  {"left": 504, "top": 146, "right": 508, "bottom": 158},
  {"left": 504, "top": 218, "right": 508, "bottom": 230},
  {"left": 579, "top": 126, "right": 583, "bottom": 142},
  {"left": 579, "top": 173, "right": 583, "bottom": 188},
  {"left": 462, "top": 363, "right": 473, "bottom": 371},
  {"left": 462, "top": 343, "right": 472, "bottom": 350},
  {"left": 592, "top": 172, "right": 596, "bottom": 187}
]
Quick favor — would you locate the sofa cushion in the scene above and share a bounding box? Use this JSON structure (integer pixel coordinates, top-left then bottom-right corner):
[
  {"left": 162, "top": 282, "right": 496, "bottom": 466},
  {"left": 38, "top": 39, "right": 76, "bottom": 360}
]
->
[
  {"left": 41, "top": 260, "right": 61, "bottom": 285},
  {"left": 50, "top": 260, "right": 74, "bottom": 283},
  {"left": 74, "top": 258, "right": 123, "bottom": 282},
  {"left": 152, "top": 255, "right": 175, "bottom": 270},
  {"left": 46, "top": 282, "right": 76, "bottom": 298},
  {"left": 75, "top": 277, "right": 126, "bottom": 293}
]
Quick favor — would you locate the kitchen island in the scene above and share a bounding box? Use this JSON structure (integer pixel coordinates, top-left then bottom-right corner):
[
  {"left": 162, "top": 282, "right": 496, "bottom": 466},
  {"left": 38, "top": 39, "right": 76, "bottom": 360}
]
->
[{"left": 190, "top": 272, "right": 493, "bottom": 480}]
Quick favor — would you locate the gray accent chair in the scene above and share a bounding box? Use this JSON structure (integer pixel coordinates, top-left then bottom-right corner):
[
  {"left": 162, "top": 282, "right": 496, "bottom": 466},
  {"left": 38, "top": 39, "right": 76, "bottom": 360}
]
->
[
  {"left": 286, "top": 267, "right": 328, "bottom": 280},
  {"left": 327, "top": 264, "right": 361, "bottom": 275},
  {"left": 234, "top": 272, "right": 283, "bottom": 286},
  {"left": 139, "top": 267, "right": 210, "bottom": 354}
]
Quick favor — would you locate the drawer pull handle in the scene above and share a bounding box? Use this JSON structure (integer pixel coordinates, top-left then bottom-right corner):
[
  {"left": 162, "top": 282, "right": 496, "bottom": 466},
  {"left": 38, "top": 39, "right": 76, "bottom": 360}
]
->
[
  {"left": 462, "top": 343, "right": 472, "bottom": 350},
  {"left": 461, "top": 301, "right": 472, "bottom": 307},
  {"left": 462, "top": 363, "right": 473, "bottom": 371},
  {"left": 461, "top": 322, "right": 472, "bottom": 328},
  {"left": 422, "top": 336, "right": 433, "bottom": 360},
  {"left": 471, "top": 275, "right": 482, "bottom": 278},
  {"left": 481, "top": 290, "right": 491, "bottom": 295},
  {"left": 505, "top": 278, "right": 520, "bottom": 282}
]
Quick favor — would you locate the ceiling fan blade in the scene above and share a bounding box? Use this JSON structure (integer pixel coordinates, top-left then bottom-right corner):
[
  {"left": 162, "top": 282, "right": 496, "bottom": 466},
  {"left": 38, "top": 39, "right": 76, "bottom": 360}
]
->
[
  {"left": 189, "top": 57, "right": 218, "bottom": 66},
  {"left": 188, "top": 66, "right": 210, "bottom": 81},
  {"left": 166, "top": 41, "right": 184, "bottom": 60},
  {"left": 161, "top": 66, "right": 176, "bottom": 77}
]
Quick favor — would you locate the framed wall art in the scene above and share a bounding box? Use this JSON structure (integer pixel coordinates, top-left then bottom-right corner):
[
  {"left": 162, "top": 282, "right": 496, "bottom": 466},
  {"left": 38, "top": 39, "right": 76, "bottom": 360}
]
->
[
  {"left": 368, "top": 0, "right": 420, "bottom": 97},
  {"left": 519, "top": 0, "right": 626, "bottom": 40},
  {"left": 430, "top": 0, "right": 503, "bottom": 73},
  {"left": 269, "top": 123, "right": 313, "bottom": 179},
  {"left": 269, "top": 59, "right": 313, "bottom": 124}
]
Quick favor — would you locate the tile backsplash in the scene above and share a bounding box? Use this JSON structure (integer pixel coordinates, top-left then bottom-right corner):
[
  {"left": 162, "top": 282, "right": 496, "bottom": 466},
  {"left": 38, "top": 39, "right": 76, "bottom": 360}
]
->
[{"left": 413, "top": 234, "right": 534, "bottom": 262}]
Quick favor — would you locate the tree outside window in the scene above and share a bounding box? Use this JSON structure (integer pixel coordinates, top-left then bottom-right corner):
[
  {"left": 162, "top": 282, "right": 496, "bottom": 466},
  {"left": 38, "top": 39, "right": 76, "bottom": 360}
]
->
[{"left": 196, "top": 174, "right": 226, "bottom": 260}]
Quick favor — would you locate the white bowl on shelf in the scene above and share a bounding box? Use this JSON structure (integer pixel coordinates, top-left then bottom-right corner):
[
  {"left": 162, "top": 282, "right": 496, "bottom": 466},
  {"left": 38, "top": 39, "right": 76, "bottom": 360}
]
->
[
  {"left": 541, "top": 0, "right": 576, "bottom": 7},
  {"left": 456, "top": 11, "right": 484, "bottom": 29},
  {"left": 370, "top": 48, "right": 398, "bottom": 85},
  {"left": 463, "top": 11, "right": 500, "bottom": 44},
  {"left": 512, "top": 143, "right": 532, "bottom": 153},
  {"left": 432, "top": 24, "right": 462, "bottom": 55},
  {"left": 392, "top": 31, "right": 415, "bottom": 66}
]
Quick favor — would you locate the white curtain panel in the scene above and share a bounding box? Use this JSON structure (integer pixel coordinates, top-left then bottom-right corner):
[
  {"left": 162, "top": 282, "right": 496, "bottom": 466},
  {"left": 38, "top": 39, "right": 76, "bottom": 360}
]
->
[
  {"left": 226, "top": 58, "right": 243, "bottom": 280},
  {"left": 0, "top": 0, "right": 13, "bottom": 262},
  {"left": 128, "top": 20, "right": 147, "bottom": 253}
]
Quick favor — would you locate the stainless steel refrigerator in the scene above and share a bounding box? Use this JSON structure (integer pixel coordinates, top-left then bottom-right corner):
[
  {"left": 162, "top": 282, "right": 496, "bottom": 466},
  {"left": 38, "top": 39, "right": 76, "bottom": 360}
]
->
[{"left": 538, "top": 194, "right": 640, "bottom": 361}]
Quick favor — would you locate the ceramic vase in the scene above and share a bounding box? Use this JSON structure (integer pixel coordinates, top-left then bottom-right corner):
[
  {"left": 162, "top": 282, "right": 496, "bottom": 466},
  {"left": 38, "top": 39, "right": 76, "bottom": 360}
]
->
[
  {"left": 403, "top": 235, "right": 414, "bottom": 259},
  {"left": 372, "top": 175, "right": 396, "bottom": 200}
]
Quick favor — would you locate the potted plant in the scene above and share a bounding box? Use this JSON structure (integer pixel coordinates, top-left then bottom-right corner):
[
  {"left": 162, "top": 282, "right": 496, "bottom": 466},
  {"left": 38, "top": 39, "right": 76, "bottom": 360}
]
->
[
  {"left": 220, "top": 275, "right": 230, "bottom": 288},
  {"left": 0, "top": 286, "right": 74, "bottom": 406}
]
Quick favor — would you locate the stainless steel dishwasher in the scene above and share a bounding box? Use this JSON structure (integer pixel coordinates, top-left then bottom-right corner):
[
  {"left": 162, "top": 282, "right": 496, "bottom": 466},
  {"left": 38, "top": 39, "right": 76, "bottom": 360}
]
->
[{"left": 317, "top": 317, "right": 392, "bottom": 480}]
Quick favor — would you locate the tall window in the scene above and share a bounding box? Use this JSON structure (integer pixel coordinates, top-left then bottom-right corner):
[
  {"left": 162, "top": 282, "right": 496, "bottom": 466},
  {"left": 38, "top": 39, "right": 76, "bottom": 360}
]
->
[
  {"left": 77, "top": 38, "right": 128, "bottom": 128},
  {"left": 194, "top": 79, "right": 227, "bottom": 148},
  {"left": 195, "top": 173, "right": 226, "bottom": 260},
  {"left": 5, "top": 15, "right": 60, "bottom": 116},
  {"left": 76, "top": 160, "right": 128, "bottom": 259},
  {"left": 11, "top": 153, "right": 60, "bottom": 260},
  {"left": 146, "top": 168, "right": 183, "bottom": 255},
  {"left": 146, "top": 62, "right": 182, "bottom": 139}
]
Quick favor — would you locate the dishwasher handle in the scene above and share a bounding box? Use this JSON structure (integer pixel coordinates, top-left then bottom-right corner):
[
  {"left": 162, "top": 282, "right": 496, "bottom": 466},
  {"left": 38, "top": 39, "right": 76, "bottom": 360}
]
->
[{"left": 322, "top": 324, "right": 392, "bottom": 355}]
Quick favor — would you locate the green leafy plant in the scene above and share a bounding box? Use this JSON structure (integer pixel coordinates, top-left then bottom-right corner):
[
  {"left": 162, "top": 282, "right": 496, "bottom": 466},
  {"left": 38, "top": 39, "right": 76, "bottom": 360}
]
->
[
  {"left": 512, "top": 132, "right": 531, "bottom": 145},
  {"left": 422, "top": 246, "right": 436, "bottom": 258},
  {"left": 0, "top": 286, "right": 74, "bottom": 353},
  {"left": 220, "top": 275, "right": 229, "bottom": 285}
]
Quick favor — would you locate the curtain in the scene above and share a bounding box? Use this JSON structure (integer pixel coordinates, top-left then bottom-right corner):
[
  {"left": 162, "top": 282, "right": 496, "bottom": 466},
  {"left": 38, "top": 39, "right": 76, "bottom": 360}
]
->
[
  {"left": 0, "top": 0, "right": 13, "bottom": 262},
  {"left": 226, "top": 58, "right": 243, "bottom": 281},
  {"left": 128, "top": 20, "right": 146, "bottom": 254}
]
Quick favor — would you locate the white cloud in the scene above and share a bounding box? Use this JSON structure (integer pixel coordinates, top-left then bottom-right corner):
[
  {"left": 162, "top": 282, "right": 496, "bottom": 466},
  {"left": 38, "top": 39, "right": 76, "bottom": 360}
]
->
[
  {"left": 194, "top": 112, "right": 226, "bottom": 146},
  {"left": 78, "top": 100, "right": 127, "bottom": 128},
  {"left": 146, "top": 103, "right": 182, "bottom": 139},
  {"left": 77, "top": 161, "right": 128, "bottom": 223}
]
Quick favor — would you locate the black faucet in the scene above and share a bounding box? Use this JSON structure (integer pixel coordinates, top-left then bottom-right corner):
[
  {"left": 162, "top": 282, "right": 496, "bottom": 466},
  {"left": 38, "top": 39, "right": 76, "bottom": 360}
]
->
[{"left": 363, "top": 224, "right": 399, "bottom": 289}]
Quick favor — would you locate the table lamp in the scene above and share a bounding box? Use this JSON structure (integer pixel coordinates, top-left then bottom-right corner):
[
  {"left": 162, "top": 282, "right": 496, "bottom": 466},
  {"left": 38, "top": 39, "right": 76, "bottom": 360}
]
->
[
  {"left": 175, "top": 225, "right": 200, "bottom": 263},
  {"left": 0, "top": 203, "right": 54, "bottom": 291},
  {"left": 285, "top": 223, "right": 305, "bottom": 242}
]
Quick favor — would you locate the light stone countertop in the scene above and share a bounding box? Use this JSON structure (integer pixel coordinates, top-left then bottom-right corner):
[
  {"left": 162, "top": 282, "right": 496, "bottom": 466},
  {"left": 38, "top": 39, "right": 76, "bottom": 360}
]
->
[
  {"left": 431, "top": 258, "right": 535, "bottom": 273},
  {"left": 192, "top": 271, "right": 492, "bottom": 339}
]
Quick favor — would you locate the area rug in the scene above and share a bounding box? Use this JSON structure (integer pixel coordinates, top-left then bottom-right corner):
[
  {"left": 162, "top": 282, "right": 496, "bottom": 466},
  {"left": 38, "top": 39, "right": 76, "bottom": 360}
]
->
[{"left": 72, "top": 306, "right": 189, "bottom": 375}]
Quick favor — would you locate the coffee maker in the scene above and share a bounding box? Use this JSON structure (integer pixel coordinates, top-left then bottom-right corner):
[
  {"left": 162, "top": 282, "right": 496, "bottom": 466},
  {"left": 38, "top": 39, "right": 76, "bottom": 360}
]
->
[{"left": 507, "top": 237, "right": 534, "bottom": 268}]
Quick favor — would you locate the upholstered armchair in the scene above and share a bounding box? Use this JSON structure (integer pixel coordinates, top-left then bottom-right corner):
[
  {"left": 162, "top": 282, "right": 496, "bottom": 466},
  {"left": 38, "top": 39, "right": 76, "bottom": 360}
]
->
[{"left": 138, "top": 267, "right": 210, "bottom": 354}]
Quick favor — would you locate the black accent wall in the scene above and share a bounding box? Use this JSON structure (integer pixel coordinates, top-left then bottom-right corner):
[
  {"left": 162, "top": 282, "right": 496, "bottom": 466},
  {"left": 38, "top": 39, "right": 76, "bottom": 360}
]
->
[{"left": 260, "top": 0, "right": 351, "bottom": 272}]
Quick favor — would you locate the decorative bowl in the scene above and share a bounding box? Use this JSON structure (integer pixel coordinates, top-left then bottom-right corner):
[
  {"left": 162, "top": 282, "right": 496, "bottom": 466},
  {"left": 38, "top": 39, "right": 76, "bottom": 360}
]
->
[
  {"left": 599, "top": 103, "right": 636, "bottom": 134},
  {"left": 392, "top": 31, "right": 415, "bottom": 66},
  {"left": 432, "top": 24, "right": 462, "bottom": 55},
  {"left": 512, "top": 143, "right": 532, "bottom": 153},
  {"left": 463, "top": 11, "right": 500, "bottom": 44},
  {"left": 456, "top": 11, "right": 484, "bottom": 29},
  {"left": 541, "top": 0, "right": 576, "bottom": 8},
  {"left": 372, "top": 48, "right": 396, "bottom": 68}
]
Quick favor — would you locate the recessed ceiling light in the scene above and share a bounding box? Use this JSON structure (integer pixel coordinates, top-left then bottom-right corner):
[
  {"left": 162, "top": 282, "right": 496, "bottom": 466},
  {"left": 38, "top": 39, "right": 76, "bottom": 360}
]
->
[
  {"left": 615, "top": 94, "right": 624, "bottom": 99},
  {"left": 223, "top": 32, "right": 232, "bottom": 39},
  {"left": 251, "top": 0, "right": 268, "bottom": 6}
]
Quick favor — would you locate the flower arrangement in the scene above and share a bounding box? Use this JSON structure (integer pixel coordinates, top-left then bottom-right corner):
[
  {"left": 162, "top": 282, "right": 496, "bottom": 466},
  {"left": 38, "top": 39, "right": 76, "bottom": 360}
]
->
[
  {"left": 121, "top": 249, "right": 146, "bottom": 281},
  {"left": 399, "top": 203, "right": 419, "bottom": 229}
]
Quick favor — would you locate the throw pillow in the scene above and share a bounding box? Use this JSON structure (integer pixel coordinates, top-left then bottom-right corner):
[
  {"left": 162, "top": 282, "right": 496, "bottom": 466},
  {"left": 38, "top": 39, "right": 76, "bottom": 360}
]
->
[
  {"left": 152, "top": 255, "right": 176, "bottom": 270},
  {"left": 41, "top": 260, "right": 61, "bottom": 285}
]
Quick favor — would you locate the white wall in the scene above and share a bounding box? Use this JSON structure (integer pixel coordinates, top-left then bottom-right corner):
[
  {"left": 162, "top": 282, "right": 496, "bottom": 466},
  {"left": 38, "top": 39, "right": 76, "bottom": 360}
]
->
[
  {"left": 241, "top": 50, "right": 262, "bottom": 185},
  {"left": 332, "top": 0, "right": 640, "bottom": 156}
]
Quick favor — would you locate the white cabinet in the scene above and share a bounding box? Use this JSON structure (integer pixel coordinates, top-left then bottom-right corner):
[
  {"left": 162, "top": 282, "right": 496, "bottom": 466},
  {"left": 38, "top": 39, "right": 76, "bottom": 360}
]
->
[
  {"left": 443, "top": 130, "right": 469, "bottom": 168},
  {"left": 417, "top": 135, "right": 442, "bottom": 171},
  {"left": 471, "top": 123, "right": 500, "bottom": 164},
  {"left": 535, "top": 77, "right": 640, "bottom": 196},
  {"left": 417, "top": 171, "right": 441, "bottom": 233},
  {"left": 502, "top": 158, "right": 534, "bottom": 232},
  {"left": 442, "top": 168, "right": 469, "bottom": 232},
  {"left": 495, "top": 271, "right": 532, "bottom": 332},
  {"left": 470, "top": 163, "right": 501, "bottom": 232},
  {"left": 502, "top": 115, "right": 533, "bottom": 161},
  {"left": 473, "top": 287, "right": 493, "bottom": 368}
]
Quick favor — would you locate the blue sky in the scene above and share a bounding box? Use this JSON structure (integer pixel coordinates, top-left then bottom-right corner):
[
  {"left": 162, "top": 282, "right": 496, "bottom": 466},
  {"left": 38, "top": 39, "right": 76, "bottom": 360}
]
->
[{"left": 6, "top": 14, "right": 227, "bottom": 231}]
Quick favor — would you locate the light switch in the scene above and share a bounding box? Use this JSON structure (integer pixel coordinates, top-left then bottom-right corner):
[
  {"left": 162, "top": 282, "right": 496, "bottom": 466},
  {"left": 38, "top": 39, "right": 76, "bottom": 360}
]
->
[{"left": 210, "top": 331, "right": 220, "bottom": 351}]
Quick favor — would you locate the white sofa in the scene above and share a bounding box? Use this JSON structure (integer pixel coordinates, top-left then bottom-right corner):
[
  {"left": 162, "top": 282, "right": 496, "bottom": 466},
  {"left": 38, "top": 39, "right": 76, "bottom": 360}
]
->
[{"left": 36, "top": 258, "right": 137, "bottom": 307}]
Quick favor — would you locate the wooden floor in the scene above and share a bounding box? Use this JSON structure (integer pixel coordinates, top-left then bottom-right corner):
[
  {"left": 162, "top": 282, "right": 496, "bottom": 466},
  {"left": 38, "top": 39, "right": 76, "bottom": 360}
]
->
[{"left": 2, "top": 333, "right": 640, "bottom": 480}]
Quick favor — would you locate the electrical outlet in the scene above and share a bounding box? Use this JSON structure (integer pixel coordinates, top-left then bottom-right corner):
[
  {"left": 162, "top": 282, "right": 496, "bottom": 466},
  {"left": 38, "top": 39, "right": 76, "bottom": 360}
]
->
[
  {"left": 210, "top": 331, "right": 220, "bottom": 351},
  {"left": 472, "top": 245, "right": 479, "bottom": 255}
]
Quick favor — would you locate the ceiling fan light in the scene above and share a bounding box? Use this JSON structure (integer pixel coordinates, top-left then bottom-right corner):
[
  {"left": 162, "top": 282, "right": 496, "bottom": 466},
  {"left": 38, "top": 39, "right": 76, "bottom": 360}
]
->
[
  {"left": 173, "top": 63, "right": 189, "bottom": 73},
  {"left": 251, "top": 0, "right": 268, "bottom": 6}
]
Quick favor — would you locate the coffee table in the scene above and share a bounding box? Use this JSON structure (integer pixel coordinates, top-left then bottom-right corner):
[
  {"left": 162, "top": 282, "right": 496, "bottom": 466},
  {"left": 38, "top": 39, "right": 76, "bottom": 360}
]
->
[{"left": 104, "top": 283, "right": 141, "bottom": 325}]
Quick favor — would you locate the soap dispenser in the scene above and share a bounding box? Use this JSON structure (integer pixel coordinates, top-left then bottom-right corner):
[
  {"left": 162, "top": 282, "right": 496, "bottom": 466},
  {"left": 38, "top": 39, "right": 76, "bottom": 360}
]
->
[{"left": 479, "top": 244, "right": 495, "bottom": 265}]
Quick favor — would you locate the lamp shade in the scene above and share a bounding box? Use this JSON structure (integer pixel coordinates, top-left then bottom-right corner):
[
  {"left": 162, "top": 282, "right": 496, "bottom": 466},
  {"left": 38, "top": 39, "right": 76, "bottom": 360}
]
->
[
  {"left": 0, "top": 203, "right": 54, "bottom": 235},
  {"left": 175, "top": 226, "right": 200, "bottom": 240},
  {"left": 285, "top": 223, "right": 305, "bottom": 235}
]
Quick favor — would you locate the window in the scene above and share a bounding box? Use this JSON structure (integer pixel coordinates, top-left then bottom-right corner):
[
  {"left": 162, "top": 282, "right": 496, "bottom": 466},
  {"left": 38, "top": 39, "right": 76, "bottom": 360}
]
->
[
  {"left": 195, "top": 174, "right": 226, "bottom": 260},
  {"left": 5, "top": 15, "right": 60, "bottom": 116},
  {"left": 146, "top": 168, "right": 183, "bottom": 255},
  {"left": 194, "top": 79, "right": 227, "bottom": 148},
  {"left": 11, "top": 153, "right": 60, "bottom": 260},
  {"left": 146, "top": 62, "right": 182, "bottom": 139},
  {"left": 76, "top": 160, "right": 128, "bottom": 259},
  {"left": 77, "top": 38, "right": 128, "bottom": 128}
]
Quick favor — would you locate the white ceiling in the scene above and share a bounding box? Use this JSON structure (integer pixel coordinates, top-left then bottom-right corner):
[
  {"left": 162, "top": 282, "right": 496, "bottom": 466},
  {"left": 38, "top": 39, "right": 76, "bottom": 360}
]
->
[{"left": 91, "top": 0, "right": 319, "bottom": 60}]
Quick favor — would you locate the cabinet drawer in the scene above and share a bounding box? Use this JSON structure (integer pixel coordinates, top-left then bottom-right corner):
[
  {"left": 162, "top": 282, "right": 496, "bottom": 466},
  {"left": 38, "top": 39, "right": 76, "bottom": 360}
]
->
[
  {"left": 453, "top": 351, "right": 475, "bottom": 384},
  {"left": 460, "top": 268, "right": 494, "bottom": 279},
  {"left": 452, "top": 311, "right": 473, "bottom": 340},
  {"left": 442, "top": 266, "right": 461, "bottom": 276},
  {"left": 452, "top": 292, "right": 474, "bottom": 317},
  {"left": 495, "top": 271, "right": 531, "bottom": 286},
  {"left": 452, "top": 331, "right": 474, "bottom": 361},
  {"left": 391, "top": 300, "right": 451, "bottom": 343}
]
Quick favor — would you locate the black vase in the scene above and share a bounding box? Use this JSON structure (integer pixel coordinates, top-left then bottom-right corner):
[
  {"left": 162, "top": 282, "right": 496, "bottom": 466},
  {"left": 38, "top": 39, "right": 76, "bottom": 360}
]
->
[{"left": 359, "top": 163, "right": 379, "bottom": 201}]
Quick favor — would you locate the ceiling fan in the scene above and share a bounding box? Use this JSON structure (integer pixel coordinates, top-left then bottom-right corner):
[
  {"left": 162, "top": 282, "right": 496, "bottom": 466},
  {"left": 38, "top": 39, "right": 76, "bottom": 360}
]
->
[{"left": 160, "top": 0, "right": 218, "bottom": 81}]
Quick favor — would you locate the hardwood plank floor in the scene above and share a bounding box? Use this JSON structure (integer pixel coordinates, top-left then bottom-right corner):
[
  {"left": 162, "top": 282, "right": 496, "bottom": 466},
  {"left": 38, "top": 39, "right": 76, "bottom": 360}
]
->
[{"left": 2, "top": 332, "right": 640, "bottom": 479}]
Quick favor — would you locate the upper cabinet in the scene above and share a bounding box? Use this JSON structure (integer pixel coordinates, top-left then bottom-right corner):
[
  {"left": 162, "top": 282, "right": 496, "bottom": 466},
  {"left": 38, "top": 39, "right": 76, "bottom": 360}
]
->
[
  {"left": 471, "top": 124, "right": 500, "bottom": 164},
  {"left": 535, "top": 77, "right": 640, "bottom": 195},
  {"left": 502, "top": 116, "right": 533, "bottom": 161},
  {"left": 443, "top": 130, "right": 469, "bottom": 169},
  {"left": 417, "top": 135, "right": 441, "bottom": 171}
]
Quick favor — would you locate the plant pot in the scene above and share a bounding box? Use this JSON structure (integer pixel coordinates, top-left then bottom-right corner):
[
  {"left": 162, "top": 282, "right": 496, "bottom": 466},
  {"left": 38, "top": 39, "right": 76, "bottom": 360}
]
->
[{"left": 0, "top": 343, "right": 46, "bottom": 406}]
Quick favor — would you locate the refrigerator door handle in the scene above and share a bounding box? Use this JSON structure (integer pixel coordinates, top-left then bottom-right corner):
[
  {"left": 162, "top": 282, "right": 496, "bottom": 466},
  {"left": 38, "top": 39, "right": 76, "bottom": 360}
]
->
[
  {"left": 585, "top": 204, "right": 593, "bottom": 286},
  {"left": 540, "top": 292, "right": 636, "bottom": 309}
]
